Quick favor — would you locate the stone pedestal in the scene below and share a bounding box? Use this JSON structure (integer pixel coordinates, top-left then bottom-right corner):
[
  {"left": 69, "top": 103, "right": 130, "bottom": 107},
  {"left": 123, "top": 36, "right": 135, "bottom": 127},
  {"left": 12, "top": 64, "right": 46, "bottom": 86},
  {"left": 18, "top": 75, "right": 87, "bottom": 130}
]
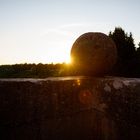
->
[{"left": 0, "top": 77, "right": 139, "bottom": 140}]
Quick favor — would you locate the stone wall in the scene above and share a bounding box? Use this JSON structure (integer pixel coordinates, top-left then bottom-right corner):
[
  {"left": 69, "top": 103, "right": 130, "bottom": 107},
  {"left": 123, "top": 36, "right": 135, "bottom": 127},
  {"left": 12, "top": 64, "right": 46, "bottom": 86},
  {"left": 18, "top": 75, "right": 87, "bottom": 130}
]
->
[{"left": 0, "top": 77, "right": 139, "bottom": 140}]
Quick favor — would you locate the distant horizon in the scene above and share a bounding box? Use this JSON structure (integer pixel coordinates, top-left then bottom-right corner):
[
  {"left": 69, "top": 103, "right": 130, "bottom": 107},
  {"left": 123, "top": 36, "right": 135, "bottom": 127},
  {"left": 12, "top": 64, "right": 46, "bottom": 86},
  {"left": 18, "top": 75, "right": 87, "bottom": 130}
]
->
[
  {"left": 0, "top": 61, "right": 70, "bottom": 66},
  {"left": 1, "top": 0, "right": 140, "bottom": 64}
]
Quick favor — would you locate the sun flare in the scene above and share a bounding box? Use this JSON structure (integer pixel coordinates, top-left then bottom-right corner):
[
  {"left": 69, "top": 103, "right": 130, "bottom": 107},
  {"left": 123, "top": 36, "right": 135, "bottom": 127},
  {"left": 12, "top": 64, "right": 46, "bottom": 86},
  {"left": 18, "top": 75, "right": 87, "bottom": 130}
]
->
[
  {"left": 43, "top": 45, "right": 72, "bottom": 64},
  {"left": 50, "top": 55, "right": 71, "bottom": 64},
  {"left": 42, "top": 52, "right": 72, "bottom": 64},
  {"left": 65, "top": 56, "right": 71, "bottom": 64}
]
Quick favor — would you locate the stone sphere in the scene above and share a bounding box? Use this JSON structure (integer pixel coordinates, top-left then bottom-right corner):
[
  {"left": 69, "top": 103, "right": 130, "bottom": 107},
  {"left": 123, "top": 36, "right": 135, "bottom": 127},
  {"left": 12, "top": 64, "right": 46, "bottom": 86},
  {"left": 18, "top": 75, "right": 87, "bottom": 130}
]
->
[{"left": 71, "top": 32, "right": 117, "bottom": 76}]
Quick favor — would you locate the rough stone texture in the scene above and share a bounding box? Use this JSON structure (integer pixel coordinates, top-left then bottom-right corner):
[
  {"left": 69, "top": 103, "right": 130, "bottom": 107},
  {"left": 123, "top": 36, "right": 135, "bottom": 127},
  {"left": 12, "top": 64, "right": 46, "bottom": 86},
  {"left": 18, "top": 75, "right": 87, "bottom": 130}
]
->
[
  {"left": 71, "top": 32, "right": 117, "bottom": 75},
  {"left": 0, "top": 77, "right": 139, "bottom": 140}
]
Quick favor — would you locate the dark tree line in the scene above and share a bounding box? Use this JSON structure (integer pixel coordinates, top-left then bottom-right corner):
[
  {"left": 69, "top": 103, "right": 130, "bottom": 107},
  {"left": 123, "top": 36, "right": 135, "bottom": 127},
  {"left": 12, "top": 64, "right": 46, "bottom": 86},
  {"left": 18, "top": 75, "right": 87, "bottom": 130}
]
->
[
  {"left": 0, "top": 63, "right": 74, "bottom": 78},
  {"left": 0, "top": 27, "right": 140, "bottom": 78},
  {"left": 109, "top": 27, "right": 140, "bottom": 77}
]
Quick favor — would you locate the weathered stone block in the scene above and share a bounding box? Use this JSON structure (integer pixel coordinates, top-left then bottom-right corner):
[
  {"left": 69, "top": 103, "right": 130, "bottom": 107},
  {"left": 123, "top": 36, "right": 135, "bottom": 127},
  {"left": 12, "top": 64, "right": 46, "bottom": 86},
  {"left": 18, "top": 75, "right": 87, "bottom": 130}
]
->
[{"left": 0, "top": 77, "right": 139, "bottom": 140}]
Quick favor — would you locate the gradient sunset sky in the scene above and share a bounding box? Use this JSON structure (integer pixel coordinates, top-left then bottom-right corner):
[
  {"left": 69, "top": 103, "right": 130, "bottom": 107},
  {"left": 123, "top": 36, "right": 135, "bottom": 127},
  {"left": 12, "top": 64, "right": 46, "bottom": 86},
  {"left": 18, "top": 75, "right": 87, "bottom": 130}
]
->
[{"left": 0, "top": 0, "right": 140, "bottom": 64}]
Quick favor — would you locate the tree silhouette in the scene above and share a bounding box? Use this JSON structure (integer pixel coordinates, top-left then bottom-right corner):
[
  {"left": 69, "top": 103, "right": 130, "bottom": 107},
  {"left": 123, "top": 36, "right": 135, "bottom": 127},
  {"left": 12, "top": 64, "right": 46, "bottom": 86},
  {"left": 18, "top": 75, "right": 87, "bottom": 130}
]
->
[
  {"left": 136, "top": 42, "right": 140, "bottom": 60},
  {"left": 109, "top": 27, "right": 135, "bottom": 61},
  {"left": 109, "top": 27, "right": 136, "bottom": 76}
]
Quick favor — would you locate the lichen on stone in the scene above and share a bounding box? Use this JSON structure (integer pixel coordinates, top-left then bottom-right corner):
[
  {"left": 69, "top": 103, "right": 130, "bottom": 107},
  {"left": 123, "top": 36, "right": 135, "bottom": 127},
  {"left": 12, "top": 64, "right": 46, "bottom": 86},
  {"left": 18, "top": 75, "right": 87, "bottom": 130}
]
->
[
  {"left": 104, "top": 83, "right": 111, "bottom": 92},
  {"left": 113, "top": 80, "right": 123, "bottom": 89}
]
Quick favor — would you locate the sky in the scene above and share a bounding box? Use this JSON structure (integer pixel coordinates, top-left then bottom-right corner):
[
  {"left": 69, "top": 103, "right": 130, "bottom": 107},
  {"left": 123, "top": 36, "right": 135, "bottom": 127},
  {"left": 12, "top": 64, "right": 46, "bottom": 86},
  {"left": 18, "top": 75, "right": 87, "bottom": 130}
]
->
[{"left": 0, "top": 0, "right": 140, "bottom": 64}]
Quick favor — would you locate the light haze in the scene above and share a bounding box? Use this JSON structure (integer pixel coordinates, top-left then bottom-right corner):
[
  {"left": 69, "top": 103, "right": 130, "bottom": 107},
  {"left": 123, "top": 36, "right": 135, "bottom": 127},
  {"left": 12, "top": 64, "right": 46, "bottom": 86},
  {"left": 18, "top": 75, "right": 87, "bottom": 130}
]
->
[{"left": 0, "top": 0, "right": 140, "bottom": 64}]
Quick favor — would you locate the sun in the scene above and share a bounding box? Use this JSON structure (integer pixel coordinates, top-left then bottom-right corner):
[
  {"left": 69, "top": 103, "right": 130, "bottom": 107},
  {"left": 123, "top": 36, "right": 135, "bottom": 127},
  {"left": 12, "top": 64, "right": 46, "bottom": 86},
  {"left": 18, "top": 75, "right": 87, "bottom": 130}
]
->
[
  {"left": 41, "top": 51, "right": 71, "bottom": 64},
  {"left": 42, "top": 46, "right": 72, "bottom": 64},
  {"left": 65, "top": 56, "right": 71, "bottom": 64}
]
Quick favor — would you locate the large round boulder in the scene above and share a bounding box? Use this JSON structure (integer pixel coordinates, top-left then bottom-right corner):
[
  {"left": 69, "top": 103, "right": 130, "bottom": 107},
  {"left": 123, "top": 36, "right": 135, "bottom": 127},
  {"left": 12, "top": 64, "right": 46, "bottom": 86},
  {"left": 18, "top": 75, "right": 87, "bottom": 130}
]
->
[{"left": 71, "top": 32, "right": 117, "bottom": 76}]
